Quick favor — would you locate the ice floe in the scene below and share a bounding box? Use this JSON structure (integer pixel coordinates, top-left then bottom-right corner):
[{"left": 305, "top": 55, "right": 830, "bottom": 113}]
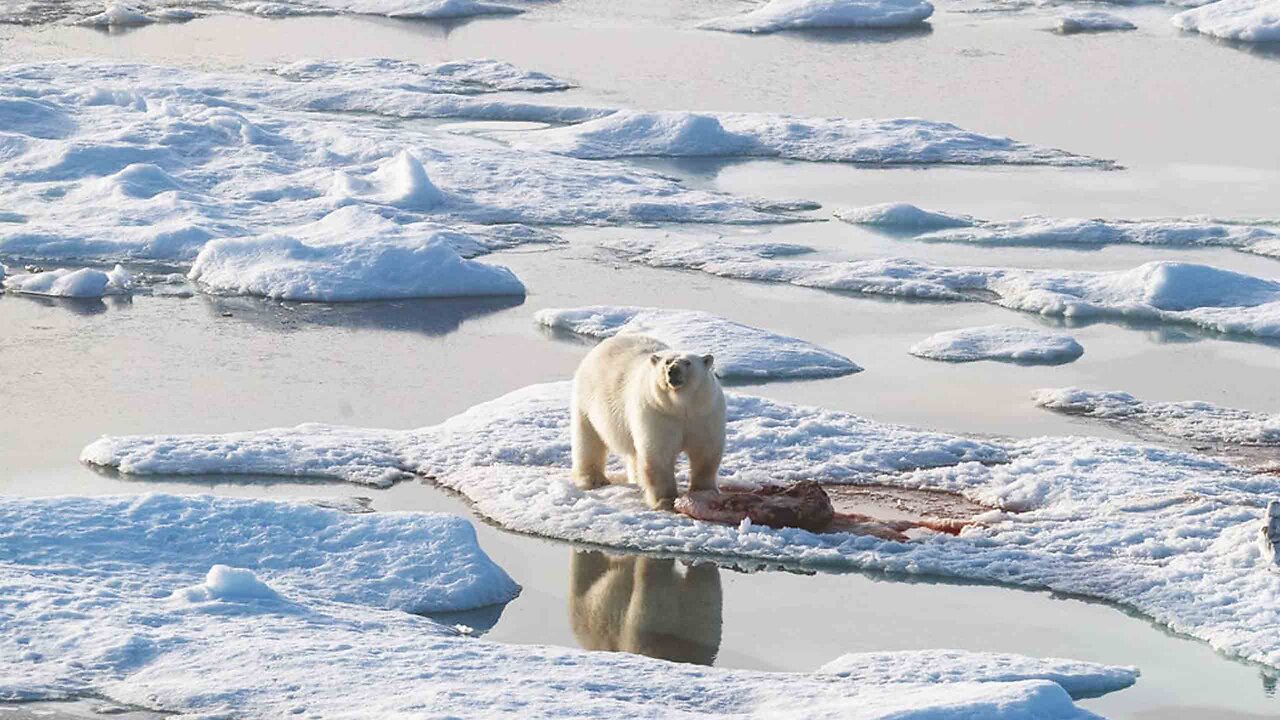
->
[
  {"left": 45, "top": 0, "right": 528, "bottom": 24},
  {"left": 84, "top": 380, "right": 1280, "bottom": 669},
  {"left": 0, "top": 493, "right": 1126, "bottom": 717},
  {"left": 1173, "top": 0, "right": 1280, "bottom": 43},
  {"left": 604, "top": 237, "right": 1280, "bottom": 339},
  {"left": 2, "top": 264, "right": 132, "bottom": 297},
  {"left": 272, "top": 57, "right": 571, "bottom": 93},
  {"left": 0, "top": 60, "right": 792, "bottom": 266},
  {"left": 837, "top": 203, "right": 1280, "bottom": 258},
  {"left": 1056, "top": 10, "right": 1136, "bottom": 33},
  {"left": 74, "top": 2, "right": 157, "bottom": 26},
  {"left": 534, "top": 305, "right": 861, "bottom": 381},
  {"left": 187, "top": 209, "right": 526, "bottom": 301},
  {"left": 835, "top": 201, "right": 976, "bottom": 230},
  {"left": 700, "top": 0, "right": 935, "bottom": 33},
  {"left": 1035, "top": 387, "right": 1280, "bottom": 446},
  {"left": 494, "top": 110, "right": 1112, "bottom": 167},
  {"left": 910, "top": 325, "right": 1084, "bottom": 364}
]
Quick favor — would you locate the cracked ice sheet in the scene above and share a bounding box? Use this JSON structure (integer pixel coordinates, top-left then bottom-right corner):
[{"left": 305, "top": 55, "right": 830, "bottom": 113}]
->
[
  {"left": 490, "top": 109, "right": 1113, "bottom": 167},
  {"left": 836, "top": 203, "right": 1280, "bottom": 259},
  {"left": 84, "top": 381, "right": 1280, "bottom": 668},
  {"left": 0, "top": 60, "right": 790, "bottom": 265},
  {"left": 1035, "top": 387, "right": 1280, "bottom": 446},
  {"left": 534, "top": 305, "right": 861, "bottom": 381},
  {"left": 0, "top": 496, "right": 1132, "bottom": 717},
  {"left": 603, "top": 236, "right": 1280, "bottom": 339}
]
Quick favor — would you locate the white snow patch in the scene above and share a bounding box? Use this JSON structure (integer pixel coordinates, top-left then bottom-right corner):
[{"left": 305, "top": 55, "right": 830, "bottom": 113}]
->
[
  {"left": 83, "top": 380, "right": 1280, "bottom": 669},
  {"left": 492, "top": 110, "right": 1112, "bottom": 167},
  {"left": 700, "top": 0, "right": 935, "bottom": 33},
  {"left": 910, "top": 325, "right": 1084, "bottom": 364},
  {"left": 174, "top": 565, "right": 281, "bottom": 603},
  {"left": 534, "top": 305, "right": 861, "bottom": 380},
  {"left": 1056, "top": 10, "right": 1136, "bottom": 33},
  {"left": 1173, "top": 0, "right": 1280, "bottom": 42},
  {"left": 604, "top": 236, "right": 1280, "bottom": 339},
  {"left": 1035, "top": 387, "right": 1280, "bottom": 446},
  {"left": 3, "top": 264, "right": 132, "bottom": 297},
  {"left": 836, "top": 202, "right": 976, "bottom": 229}
]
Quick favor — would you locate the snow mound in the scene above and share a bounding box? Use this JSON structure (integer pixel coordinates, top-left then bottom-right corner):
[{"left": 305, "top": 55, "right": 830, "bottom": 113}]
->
[
  {"left": 909, "top": 212, "right": 1280, "bottom": 258},
  {"left": 604, "top": 237, "right": 1280, "bottom": 339},
  {"left": 701, "top": 0, "right": 935, "bottom": 33},
  {"left": 340, "top": 0, "right": 523, "bottom": 19},
  {"left": 74, "top": 2, "right": 155, "bottom": 26},
  {"left": 1173, "top": 0, "right": 1280, "bottom": 42},
  {"left": 3, "top": 264, "right": 132, "bottom": 297},
  {"left": 175, "top": 565, "right": 282, "bottom": 603},
  {"left": 535, "top": 305, "right": 861, "bottom": 381},
  {"left": 910, "top": 325, "right": 1084, "bottom": 364},
  {"left": 493, "top": 110, "right": 1112, "bottom": 167},
  {"left": 0, "top": 61, "right": 792, "bottom": 264},
  {"left": 836, "top": 202, "right": 976, "bottom": 229},
  {"left": 1035, "top": 387, "right": 1280, "bottom": 446},
  {"left": 187, "top": 207, "right": 525, "bottom": 301},
  {"left": 84, "top": 380, "right": 1280, "bottom": 669},
  {"left": 819, "top": 649, "right": 1137, "bottom": 698},
  {"left": 1056, "top": 10, "right": 1136, "bottom": 33},
  {"left": 0, "top": 497, "right": 1120, "bottom": 718}
]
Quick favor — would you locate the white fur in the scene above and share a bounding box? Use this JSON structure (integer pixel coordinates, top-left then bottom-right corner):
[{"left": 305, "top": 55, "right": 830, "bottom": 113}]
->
[{"left": 570, "top": 334, "right": 726, "bottom": 510}]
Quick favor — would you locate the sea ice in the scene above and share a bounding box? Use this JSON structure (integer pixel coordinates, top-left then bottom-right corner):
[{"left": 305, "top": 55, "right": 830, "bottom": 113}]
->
[
  {"left": 0, "top": 60, "right": 791, "bottom": 266},
  {"left": 910, "top": 325, "right": 1084, "bottom": 364},
  {"left": 84, "top": 380, "right": 1280, "bottom": 668},
  {"left": 700, "top": 0, "right": 935, "bottom": 33},
  {"left": 494, "top": 110, "right": 1112, "bottom": 167},
  {"left": 74, "top": 2, "right": 156, "bottom": 26},
  {"left": 534, "top": 305, "right": 861, "bottom": 380},
  {"left": 1173, "top": 0, "right": 1280, "bottom": 43},
  {"left": 604, "top": 237, "right": 1280, "bottom": 339},
  {"left": 1034, "top": 387, "right": 1280, "bottom": 446},
  {"left": 272, "top": 57, "right": 571, "bottom": 94},
  {"left": 0, "top": 495, "right": 1127, "bottom": 718},
  {"left": 837, "top": 203, "right": 1280, "bottom": 258},
  {"left": 1056, "top": 10, "right": 1137, "bottom": 33},
  {"left": 333, "top": 0, "right": 523, "bottom": 19},
  {"left": 2, "top": 264, "right": 132, "bottom": 297}
]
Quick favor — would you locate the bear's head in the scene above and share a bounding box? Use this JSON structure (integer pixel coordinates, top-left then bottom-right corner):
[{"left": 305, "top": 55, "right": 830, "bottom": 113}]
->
[{"left": 650, "top": 350, "right": 715, "bottom": 396}]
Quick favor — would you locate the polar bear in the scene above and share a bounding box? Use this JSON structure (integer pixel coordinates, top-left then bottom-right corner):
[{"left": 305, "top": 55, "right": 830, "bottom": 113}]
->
[{"left": 571, "top": 334, "right": 726, "bottom": 510}]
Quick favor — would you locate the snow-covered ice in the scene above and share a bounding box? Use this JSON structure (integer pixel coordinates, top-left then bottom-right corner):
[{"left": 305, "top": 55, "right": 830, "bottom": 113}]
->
[
  {"left": 1034, "top": 387, "right": 1280, "bottom": 446},
  {"left": 47, "top": 0, "right": 528, "bottom": 24},
  {"left": 328, "top": 0, "right": 524, "bottom": 20},
  {"left": 837, "top": 203, "right": 1280, "bottom": 258},
  {"left": 534, "top": 305, "right": 861, "bottom": 381},
  {"left": 84, "top": 379, "right": 1280, "bottom": 668},
  {"left": 0, "top": 60, "right": 793, "bottom": 266},
  {"left": 1173, "top": 0, "right": 1280, "bottom": 43},
  {"left": 836, "top": 201, "right": 976, "bottom": 230},
  {"left": 0, "top": 494, "right": 1128, "bottom": 717},
  {"left": 2, "top": 264, "right": 132, "bottom": 297},
  {"left": 700, "top": 0, "right": 935, "bottom": 33},
  {"left": 74, "top": 2, "right": 157, "bottom": 26},
  {"left": 1056, "top": 10, "right": 1137, "bottom": 33},
  {"left": 493, "top": 110, "right": 1113, "bottom": 167},
  {"left": 188, "top": 206, "right": 526, "bottom": 301},
  {"left": 604, "top": 237, "right": 1280, "bottom": 339},
  {"left": 272, "top": 57, "right": 571, "bottom": 94},
  {"left": 910, "top": 325, "right": 1084, "bottom": 364}
]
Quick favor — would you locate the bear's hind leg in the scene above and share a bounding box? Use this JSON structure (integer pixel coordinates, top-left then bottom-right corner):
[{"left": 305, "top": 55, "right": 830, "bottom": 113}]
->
[{"left": 571, "top": 411, "right": 610, "bottom": 490}]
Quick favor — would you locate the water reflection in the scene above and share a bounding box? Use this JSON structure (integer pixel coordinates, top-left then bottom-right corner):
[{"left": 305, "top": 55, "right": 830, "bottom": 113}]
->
[
  {"left": 200, "top": 293, "right": 523, "bottom": 336},
  {"left": 569, "top": 550, "right": 722, "bottom": 666}
]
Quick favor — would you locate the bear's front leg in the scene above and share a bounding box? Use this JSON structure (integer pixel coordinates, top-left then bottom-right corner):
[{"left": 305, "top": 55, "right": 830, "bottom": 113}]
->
[
  {"left": 571, "top": 410, "right": 609, "bottom": 490},
  {"left": 686, "top": 442, "right": 723, "bottom": 494},
  {"left": 635, "top": 449, "right": 679, "bottom": 511}
]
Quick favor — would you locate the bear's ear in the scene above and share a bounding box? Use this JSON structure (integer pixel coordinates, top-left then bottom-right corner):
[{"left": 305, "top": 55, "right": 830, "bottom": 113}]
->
[
  {"left": 650, "top": 354, "right": 661, "bottom": 365},
  {"left": 702, "top": 354, "right": 714, "bottom": 369}
]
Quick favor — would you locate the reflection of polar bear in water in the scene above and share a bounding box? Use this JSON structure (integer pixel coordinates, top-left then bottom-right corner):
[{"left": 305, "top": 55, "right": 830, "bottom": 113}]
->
[
  {"left": 570, "top": 550, "right": 722, "bottom": 666},
  {"left": 571, "top": 334, "right": 726, "bottom": 510}
]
